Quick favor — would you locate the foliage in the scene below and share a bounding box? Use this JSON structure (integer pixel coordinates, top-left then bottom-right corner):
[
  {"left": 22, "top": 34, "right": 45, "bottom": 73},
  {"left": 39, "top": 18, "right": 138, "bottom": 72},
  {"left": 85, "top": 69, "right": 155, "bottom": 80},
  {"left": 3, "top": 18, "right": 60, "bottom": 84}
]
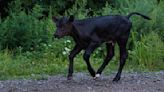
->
[
  {"left": 0, "top": 0, "right": 51, "bottom": 51},
  {"left": 0, "top": 0, "right": 163, "bottom": 80},
  {"left": 115, "top": 0, "right": 164, "bottom": 40},
  {"left": 128, "top": 32, "right": 164, "bottom": 70}
]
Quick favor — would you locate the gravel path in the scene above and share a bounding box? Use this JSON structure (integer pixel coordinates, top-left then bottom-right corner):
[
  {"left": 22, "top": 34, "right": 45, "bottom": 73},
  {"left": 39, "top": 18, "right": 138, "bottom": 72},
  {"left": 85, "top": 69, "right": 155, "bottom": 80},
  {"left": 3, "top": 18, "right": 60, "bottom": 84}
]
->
[{"left": 0, "top": 71, "right": 164, "bottom": 92}]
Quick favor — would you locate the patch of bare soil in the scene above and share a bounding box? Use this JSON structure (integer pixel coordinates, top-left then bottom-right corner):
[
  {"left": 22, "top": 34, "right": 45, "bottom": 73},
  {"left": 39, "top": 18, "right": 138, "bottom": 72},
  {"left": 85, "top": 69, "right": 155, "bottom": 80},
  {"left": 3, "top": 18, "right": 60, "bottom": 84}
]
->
[{"left": 0, "top": 71, "right": 164, "bottom": 92}]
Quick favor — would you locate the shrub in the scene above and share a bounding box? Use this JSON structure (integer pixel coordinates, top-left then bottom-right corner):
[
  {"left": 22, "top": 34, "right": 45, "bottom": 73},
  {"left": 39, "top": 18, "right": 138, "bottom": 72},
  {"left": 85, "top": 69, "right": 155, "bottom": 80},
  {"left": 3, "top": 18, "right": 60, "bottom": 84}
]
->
[
  {"left": 128, "top": 32, "right": 164, "bottom": 70},
  {"left": 0, "top": 0, "right": 51, "bottom": 51},
  {"left": 114, "top": 0, "right": 164, "bottom": 40}
]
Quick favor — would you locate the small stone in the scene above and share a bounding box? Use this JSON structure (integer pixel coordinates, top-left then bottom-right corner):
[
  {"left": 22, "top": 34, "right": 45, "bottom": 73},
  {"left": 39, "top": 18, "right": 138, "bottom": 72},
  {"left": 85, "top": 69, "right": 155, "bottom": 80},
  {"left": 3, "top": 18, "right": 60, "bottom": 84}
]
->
[{"left": 87, "top": 87, "right": 92, "bottom": 90}]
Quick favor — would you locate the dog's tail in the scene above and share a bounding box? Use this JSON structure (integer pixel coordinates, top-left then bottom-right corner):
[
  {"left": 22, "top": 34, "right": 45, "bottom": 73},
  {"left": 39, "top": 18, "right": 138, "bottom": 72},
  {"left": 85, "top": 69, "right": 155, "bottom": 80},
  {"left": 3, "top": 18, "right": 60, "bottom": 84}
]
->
[{"left": 127, "top": 12, "right": 151, "bottom": 20}]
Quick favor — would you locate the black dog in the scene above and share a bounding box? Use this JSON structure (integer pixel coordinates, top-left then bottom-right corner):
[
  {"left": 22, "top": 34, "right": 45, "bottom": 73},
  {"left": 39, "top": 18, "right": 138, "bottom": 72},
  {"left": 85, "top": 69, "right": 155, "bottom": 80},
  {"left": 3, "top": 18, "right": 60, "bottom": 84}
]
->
[{"left": 52, "top": 12, "right": 151, "bottom": 81}]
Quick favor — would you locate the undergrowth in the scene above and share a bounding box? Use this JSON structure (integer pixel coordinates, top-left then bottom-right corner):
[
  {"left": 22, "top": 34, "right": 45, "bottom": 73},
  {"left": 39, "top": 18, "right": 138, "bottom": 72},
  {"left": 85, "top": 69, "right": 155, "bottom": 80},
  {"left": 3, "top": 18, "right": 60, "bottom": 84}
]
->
[{"left": 0, "top": 0, "right": 163, "bottom": 80}]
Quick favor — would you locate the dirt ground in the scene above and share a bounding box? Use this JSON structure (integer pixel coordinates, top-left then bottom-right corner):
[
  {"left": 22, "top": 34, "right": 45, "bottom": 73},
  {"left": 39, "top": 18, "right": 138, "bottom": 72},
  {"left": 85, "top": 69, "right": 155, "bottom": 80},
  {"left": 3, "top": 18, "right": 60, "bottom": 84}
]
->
[{"left": 0, "top": 71, "right": 164, "bottom": 92}]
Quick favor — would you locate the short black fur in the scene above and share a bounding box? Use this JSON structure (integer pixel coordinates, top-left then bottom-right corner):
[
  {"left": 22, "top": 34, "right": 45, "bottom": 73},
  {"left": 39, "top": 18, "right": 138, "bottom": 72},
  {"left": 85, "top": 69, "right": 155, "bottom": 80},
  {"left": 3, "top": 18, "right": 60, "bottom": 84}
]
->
[{"left": 53, "top": 12, "right": 151, "bottom": 81}]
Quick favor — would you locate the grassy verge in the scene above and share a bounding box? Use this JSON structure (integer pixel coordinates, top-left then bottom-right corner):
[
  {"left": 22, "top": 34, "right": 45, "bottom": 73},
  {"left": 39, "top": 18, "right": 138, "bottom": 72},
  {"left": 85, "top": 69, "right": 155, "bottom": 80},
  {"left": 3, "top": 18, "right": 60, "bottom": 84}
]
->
[
  {"left": 0, "top": 0, "right": 164, "bottom": 80},
  {"left": 0, "top": 32, "right": 163, "bottom": 80}
]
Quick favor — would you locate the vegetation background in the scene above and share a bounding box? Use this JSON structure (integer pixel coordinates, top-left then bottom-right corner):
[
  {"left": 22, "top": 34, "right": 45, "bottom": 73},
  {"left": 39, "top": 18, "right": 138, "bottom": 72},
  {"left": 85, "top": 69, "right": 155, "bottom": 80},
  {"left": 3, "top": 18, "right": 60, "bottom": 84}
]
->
[{"left": 0, "top": 0, "right": 163, "bottom": 80}]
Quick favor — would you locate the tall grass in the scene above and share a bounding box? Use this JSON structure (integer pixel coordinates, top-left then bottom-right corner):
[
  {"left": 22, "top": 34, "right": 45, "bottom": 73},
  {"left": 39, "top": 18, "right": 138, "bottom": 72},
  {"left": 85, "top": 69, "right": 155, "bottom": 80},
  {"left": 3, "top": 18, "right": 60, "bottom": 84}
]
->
[
  {"left": 0, "top": 0, "right": 163, "bottom": 80},
  {"left": 127, "top": 32, "right": 164, "bottom": 71}
]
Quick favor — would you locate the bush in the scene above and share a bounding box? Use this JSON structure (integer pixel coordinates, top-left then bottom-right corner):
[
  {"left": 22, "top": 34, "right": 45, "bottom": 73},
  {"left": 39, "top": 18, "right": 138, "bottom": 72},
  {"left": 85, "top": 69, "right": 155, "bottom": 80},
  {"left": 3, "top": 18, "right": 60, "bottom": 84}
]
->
[
  {"left": 128, "top": 32, "right": 164, "bottom": 70},
  {"left": 0, "top": 0, "right": 164, "bottom": 80},
  {"left": 0, "top": 1, "right": 52, "bottom": 51},
  {"left": 114, "top": 0, "right": 164, "bottom": 40}
]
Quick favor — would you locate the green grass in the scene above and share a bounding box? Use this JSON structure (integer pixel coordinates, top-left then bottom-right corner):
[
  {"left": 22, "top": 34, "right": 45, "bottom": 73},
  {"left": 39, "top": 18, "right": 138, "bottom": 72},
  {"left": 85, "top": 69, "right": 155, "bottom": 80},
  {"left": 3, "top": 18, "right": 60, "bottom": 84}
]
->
[
  {"left": 0, "top": 51, "right": 118, "bottom": 80},
  {"left": 0, "top": 0, "right": 164, "bottom": 80},
  {"left": 0, "top": 32, "right": 163, "bottom": 80},
  {"left": 0, "top": 50, "right": 67, "bottom": 80}
]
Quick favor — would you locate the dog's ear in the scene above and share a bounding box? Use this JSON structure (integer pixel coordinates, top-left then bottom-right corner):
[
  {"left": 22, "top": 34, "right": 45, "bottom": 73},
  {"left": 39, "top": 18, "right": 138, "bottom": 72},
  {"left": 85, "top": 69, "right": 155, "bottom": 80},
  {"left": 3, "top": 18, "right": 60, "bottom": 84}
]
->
[
  {"left": 52, "top": 16, "right": 58, "bottom": 22},
  {"left": 69, "top": 15, "right": 74, "bottom": 22}
]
